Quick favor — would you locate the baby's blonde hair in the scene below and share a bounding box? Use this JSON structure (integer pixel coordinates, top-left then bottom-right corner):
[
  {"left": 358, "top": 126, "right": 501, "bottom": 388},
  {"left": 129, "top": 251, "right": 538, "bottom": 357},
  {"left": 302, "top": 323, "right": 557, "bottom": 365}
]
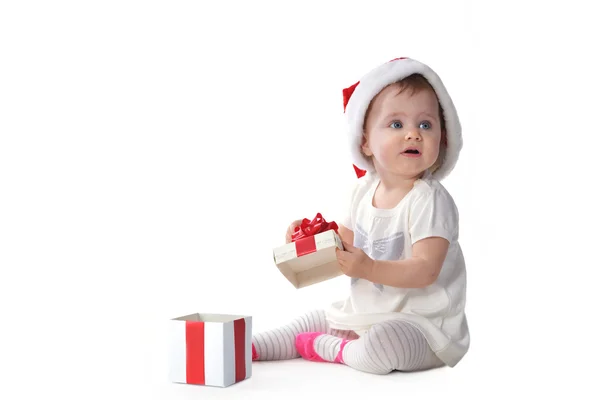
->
[{"left": 362, "top": 74, "right": 447, "bottom": 174}]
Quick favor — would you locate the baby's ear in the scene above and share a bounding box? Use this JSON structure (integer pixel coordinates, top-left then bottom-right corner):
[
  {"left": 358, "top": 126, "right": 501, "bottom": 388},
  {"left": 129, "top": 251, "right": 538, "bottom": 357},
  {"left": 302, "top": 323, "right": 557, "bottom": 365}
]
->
[{"left": 360, "top": 133, "right": 372, "bottom": 156}]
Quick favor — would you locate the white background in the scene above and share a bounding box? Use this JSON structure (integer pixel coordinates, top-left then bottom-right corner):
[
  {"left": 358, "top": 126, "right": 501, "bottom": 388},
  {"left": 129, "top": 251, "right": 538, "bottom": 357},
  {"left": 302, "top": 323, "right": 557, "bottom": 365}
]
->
[{"left": 1, "top": 0, "right": 599, "bottom": 399}]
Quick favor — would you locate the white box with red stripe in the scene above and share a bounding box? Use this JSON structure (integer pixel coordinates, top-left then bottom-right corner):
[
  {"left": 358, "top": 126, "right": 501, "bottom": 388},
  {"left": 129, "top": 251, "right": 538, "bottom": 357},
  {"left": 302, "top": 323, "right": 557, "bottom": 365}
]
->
[
  {"left": 273, "top": 229, "right": 344, "bottom": 289},
  {"left": 169, "top": 313, "right": 252, "bottom": 387}
]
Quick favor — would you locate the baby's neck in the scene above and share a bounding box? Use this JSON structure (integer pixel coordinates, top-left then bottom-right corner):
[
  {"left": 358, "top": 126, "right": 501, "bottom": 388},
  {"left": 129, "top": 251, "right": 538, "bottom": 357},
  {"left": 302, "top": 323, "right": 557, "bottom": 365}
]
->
[
  {"left": 372, "top": 170, "right": 425, "bottom": 209},
  {"left": 377, "top": 169, "right": 424, "bottom": 192}
]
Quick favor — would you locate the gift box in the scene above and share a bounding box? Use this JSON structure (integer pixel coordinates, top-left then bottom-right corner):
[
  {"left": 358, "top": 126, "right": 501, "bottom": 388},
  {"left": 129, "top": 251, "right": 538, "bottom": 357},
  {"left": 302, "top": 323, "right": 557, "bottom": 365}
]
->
[
  {"left": 273, "top": 213, "right": 344, "bottom": 289},
  {"left": 168, "top": 313, "right": 252, "bottom": 387}
]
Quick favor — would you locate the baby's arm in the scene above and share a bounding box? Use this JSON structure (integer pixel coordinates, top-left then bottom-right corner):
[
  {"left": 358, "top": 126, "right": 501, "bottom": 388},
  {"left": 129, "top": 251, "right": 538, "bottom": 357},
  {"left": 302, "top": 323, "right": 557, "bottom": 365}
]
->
[{"left": 366, "top": 237, "right": 449, "bottom": 288}]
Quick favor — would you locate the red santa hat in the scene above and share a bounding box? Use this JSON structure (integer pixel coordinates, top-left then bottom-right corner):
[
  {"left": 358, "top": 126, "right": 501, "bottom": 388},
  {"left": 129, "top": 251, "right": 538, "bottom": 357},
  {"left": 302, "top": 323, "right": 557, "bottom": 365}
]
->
[{"left": 343, "top": 57, "right": 462, "bottom": 181}]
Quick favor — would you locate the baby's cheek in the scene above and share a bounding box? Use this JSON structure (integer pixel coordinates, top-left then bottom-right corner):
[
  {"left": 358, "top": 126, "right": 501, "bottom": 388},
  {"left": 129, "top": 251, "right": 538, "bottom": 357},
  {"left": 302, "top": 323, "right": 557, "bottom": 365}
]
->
[
  {"left": 379, "top": 145, "right": 400, "bottom": 165},
  {"left": 380, "top": 136, "right": 401, "bottom": 155}
]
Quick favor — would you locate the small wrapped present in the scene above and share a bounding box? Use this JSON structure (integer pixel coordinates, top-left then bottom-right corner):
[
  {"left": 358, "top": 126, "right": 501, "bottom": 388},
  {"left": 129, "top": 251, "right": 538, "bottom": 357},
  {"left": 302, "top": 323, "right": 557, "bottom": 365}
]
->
[
  {"left": 273, "top": 213, "right": 344, "bottom": 289},
  {"left": 168, "top": 313, "right": 252, "bottom": 387}
]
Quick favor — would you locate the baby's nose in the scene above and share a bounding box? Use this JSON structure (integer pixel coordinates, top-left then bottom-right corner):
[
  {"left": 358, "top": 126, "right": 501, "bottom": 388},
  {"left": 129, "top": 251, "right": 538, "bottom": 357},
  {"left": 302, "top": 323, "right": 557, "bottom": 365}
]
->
[{"left": 405, "top": 130, "right": 422, "bottom": 140}]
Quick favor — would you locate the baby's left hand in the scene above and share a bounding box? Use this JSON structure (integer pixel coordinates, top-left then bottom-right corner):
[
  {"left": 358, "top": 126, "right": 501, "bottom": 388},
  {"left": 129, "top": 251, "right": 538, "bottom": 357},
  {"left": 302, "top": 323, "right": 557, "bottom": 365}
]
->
[{"left": 336, "top": 241, "right": 374, "bottom": 279}]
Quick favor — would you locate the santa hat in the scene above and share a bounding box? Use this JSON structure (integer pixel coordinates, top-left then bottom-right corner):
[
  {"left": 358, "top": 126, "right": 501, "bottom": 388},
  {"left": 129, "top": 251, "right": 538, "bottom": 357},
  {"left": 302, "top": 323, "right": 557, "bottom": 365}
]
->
[{"left": 343, "top": 57, "right": 462, "bottom": 181}]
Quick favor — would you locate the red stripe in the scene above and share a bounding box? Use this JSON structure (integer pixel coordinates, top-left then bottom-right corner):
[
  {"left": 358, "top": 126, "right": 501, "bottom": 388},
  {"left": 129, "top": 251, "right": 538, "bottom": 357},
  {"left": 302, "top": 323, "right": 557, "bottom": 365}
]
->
[
  {"left": 295, "top": 235, "right": 316, "bottom": 257},
  {"left": 185, "top": 321, "right": 205, "bottom": 384},
  {"left": 234, "top": 318, "right": 246, "bottom": 382}
]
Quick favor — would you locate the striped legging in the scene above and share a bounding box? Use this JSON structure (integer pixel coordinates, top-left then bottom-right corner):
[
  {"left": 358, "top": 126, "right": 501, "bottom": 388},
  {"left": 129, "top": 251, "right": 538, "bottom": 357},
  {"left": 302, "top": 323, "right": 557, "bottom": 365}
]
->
[{"left": 252, "top": 309, "right": 445, "bottom": 374}]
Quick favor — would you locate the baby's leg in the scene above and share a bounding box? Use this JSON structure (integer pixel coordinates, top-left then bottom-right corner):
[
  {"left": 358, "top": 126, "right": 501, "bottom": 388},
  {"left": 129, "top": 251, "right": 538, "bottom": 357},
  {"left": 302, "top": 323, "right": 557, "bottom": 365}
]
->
[
  {"left": 252, "top": 309, "right": 353, "bottom": 361},
  {"left": 296, "top": 319, "right": 445, "bottom": 374},
  {"left": 342, "top": 320, "right": 445, "bottom": 374}
]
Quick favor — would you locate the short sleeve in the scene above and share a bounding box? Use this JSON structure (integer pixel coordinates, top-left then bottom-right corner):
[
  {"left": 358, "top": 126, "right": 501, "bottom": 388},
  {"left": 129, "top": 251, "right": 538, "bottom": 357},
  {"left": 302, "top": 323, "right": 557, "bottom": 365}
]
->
[
  {"left": 339, "top": 179, "right": 359, "bottom": 231},
  {"left": 336, "top": 173, "right": 374, "bottom": 232},
  {"left": 408, "top": 187, "right": 459, "bottom": 244}
]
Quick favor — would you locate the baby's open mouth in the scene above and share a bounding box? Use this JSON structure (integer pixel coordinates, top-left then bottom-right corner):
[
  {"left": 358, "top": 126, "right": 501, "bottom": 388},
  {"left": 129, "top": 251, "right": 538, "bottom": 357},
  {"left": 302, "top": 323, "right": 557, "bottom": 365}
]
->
[{"left": 402, "top": 149, "right": 420, "bottom": 154}]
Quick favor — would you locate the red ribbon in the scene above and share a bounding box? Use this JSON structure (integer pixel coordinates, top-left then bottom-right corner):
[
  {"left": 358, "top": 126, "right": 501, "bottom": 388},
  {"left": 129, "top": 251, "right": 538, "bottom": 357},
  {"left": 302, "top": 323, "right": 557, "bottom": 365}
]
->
[
  {"left": 185, "top": 318, "right": 248, "bottom": 386},
  {"left": 186, "top": 321, "right": 205, "bottom": 385},
  {"left": 291, "top": 213, "right": 339, "bottom": 242}
]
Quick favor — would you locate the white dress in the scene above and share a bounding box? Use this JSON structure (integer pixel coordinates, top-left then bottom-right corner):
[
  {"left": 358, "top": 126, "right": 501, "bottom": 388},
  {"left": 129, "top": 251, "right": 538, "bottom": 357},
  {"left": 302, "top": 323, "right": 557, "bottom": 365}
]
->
[{"left": 325, "top": 170, "right": 470, "bottom": 367}]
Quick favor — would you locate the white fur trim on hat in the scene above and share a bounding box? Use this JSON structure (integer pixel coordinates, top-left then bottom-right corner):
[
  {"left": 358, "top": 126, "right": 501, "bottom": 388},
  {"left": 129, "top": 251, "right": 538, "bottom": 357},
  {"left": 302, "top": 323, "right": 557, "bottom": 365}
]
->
[{"left": 343, "top": 57, "right": 462, "bottom": 181}]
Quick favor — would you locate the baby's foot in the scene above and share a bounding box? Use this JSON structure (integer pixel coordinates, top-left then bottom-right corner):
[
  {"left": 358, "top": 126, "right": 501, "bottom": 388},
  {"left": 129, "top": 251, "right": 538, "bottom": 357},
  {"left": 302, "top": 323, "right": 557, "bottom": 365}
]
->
[
  {"left": 295, "top": 332, "right": 351, "bottom": 363},
  {"left": 295, "top": 332, "right": 327, "bottom": 362}
]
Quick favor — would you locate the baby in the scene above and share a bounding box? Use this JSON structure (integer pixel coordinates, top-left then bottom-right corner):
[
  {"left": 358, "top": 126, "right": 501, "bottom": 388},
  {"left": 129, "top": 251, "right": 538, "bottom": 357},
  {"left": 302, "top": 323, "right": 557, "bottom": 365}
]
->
[{"left": 252, "top": 57, "right": 469, "bottom": 374}]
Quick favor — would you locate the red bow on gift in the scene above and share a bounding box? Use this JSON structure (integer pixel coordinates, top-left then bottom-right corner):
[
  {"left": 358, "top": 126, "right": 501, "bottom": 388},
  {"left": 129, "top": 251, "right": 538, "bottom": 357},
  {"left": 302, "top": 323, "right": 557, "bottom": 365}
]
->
[{"left": 291, "top": 213, "right": 339, "bottom": 242}]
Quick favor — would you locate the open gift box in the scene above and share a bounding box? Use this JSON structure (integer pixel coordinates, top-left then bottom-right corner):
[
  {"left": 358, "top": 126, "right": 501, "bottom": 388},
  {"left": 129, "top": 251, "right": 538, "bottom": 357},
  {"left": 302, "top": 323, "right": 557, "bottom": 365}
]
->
[
  {"left": 168, "top": 313, "right": 252, "bottom": 387},
  {"left": 273, "top": 213, "right": 344, "bottom": 289}
]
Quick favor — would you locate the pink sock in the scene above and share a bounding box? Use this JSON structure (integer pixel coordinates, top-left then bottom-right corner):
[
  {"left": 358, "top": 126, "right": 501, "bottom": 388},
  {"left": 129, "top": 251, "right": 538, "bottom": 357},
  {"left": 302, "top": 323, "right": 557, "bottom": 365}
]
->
[
  {"left": 295, "top": 332, "right": 350, "bottom": 363},
  {"left": 295, "top": 333, "right": 327, "bottom": 362},
  {"left": 335, "top": 339, "right": 350, "bottom": 363}
]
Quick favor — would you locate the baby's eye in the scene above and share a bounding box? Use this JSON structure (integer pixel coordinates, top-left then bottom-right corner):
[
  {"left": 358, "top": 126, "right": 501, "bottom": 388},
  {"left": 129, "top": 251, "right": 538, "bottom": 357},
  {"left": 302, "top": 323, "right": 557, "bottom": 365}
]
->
[
  {"left": 390, "top": 121, "right": 403, "bottom": 129},
  {"left": 420, "top": 121, "right": 432, "bottom": 130}
]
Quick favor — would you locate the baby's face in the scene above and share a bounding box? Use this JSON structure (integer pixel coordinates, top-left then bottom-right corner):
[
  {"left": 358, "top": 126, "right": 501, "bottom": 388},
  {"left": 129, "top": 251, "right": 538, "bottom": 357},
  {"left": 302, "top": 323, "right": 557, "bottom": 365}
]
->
[{"left": 362, "top": 84, "right": 443, "bottom": 179}]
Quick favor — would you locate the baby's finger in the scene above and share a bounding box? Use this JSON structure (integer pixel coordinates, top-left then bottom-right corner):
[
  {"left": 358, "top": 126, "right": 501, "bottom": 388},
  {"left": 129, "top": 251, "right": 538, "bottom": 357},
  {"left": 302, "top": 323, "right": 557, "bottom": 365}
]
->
[
  {"left": 342, "top": 248, "right": 355, "bottom": 259},
  {"left": 342, "top": 241, "right": 358, "bottom": 252}
]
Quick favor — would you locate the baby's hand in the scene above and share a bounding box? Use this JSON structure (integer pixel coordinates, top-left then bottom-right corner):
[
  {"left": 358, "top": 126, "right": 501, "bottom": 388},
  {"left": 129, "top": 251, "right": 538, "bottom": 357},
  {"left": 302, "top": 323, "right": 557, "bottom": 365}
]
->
[
  {"left": 285, "top": 219, "right": 303, "bottom": 243},
  {"left": 336, "top": 241, "right": 374, "bottom": 280}
]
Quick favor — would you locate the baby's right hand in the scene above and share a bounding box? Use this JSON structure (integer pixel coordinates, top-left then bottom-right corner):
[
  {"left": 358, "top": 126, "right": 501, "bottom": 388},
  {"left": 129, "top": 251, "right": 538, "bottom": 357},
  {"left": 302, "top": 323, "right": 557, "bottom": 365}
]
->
[{"left": 285, "top": 219, "right": 303, "bottom": 243}]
